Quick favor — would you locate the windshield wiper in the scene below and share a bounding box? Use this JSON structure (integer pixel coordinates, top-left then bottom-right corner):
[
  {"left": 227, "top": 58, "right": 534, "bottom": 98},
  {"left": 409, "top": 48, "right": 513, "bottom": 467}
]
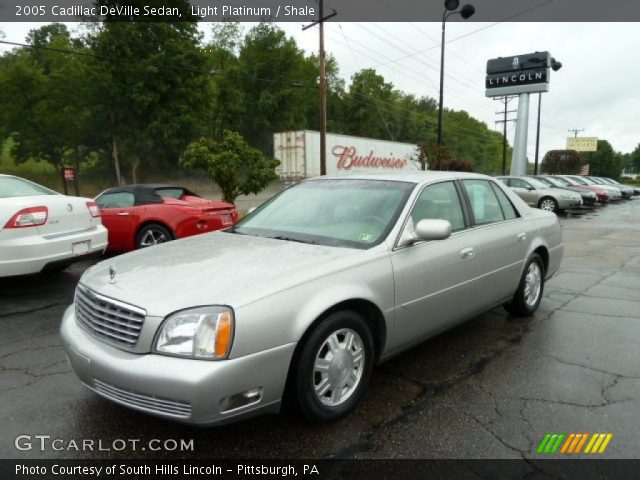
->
[{"left": 269, "top": 235, "right": 317, "bottom": 245}]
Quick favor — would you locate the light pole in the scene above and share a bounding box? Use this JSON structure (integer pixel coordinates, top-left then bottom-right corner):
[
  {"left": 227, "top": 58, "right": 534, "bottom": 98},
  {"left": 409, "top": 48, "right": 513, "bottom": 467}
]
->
[
  {"left": 437, "top": 0, "right": 475, "bottom": 146},
  {"left": 533, "top": 58, "right": 562, "bottom": 174}
]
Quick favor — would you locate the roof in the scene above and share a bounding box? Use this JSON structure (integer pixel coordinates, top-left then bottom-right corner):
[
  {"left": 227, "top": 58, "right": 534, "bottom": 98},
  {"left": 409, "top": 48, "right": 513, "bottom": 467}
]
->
[{"left": 313, "top": 171, "right": 492, "bottom": 184}]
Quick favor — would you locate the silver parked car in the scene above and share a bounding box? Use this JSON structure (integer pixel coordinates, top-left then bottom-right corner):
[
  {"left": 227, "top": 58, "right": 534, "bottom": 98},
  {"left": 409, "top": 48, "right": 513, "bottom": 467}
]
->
[
  {"left": 497, "top": 176, "right": 582, "bottom": 212},
  {"left": 61, "top": 173, "right": 563, "bottom": 425}
]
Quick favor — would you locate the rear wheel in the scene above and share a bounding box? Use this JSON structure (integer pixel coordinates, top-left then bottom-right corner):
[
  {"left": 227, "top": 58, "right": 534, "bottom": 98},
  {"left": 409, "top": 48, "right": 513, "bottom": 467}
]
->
[
  {"left": 136, "top": 223, "right": 173, "bottom": 249},
  {"left": 504, "top": 253, "right": 545, "bottom": 317},
  {"left": 292, "top": 310, "right": 374, "bottom": 423},
  {"left": 538, "top": 197, "right": 558, "bottom": 213}
]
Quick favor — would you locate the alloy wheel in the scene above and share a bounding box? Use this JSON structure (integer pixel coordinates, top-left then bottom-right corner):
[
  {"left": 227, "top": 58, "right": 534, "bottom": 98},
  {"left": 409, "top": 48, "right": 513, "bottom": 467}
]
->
[{"left": 313, "top": 328, "right": 365, "bottom": 407}]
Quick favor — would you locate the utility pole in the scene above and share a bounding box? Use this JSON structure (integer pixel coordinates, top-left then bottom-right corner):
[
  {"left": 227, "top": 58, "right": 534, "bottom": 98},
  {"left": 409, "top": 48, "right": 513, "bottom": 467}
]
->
[
  {"left": 494, "top": 96, "right": 516, "bottom": 175},
  {"left": 534, "top": 93, "right": 542, "bottom": 175},
  {"left": 568, "top": 128, "right": 584, "bottom": 138},
  {"left": 303, "top": 2, "right": 337, "bottom": 176}
]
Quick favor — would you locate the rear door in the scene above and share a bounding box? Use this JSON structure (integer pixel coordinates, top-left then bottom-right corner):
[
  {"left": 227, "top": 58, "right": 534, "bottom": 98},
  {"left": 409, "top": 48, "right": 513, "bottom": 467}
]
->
[
  {"left": 96, "top": 192, "right": 136, "bottom": 250},
  {"left": 460, "top": 179, "right": 528, "bottom": 307}
]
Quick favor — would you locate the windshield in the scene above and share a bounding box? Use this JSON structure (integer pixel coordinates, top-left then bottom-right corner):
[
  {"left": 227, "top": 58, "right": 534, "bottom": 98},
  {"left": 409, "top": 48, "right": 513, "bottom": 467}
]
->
[
  {"left": 541, "top": 177, "right": 564, "bottom": 188},
  {"left": 578, "top": 177, "right": 596, "bottom": 185},
  {"left": 0, "top": 176, "right": 58, "bottom": 198},
  {"left": 231, "top": 179, "right": 415, "bottom": 249},
  {"left": 550, "top": 176, "right": 571, "bottom": 186},
  {"left": 567, "top": 176, "right": 588, "bottom": 185},
  {"left": 527, "top": 178, "right": 549, "bottom": 189}
]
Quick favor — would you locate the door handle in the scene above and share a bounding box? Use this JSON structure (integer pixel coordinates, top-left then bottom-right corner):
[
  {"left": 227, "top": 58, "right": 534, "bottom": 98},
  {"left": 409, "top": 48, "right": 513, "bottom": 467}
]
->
[
  {"left": 460, "top": 247, "right": 475, "bottom": 260},
  {"left": 517, "top": 232, "right": 527, "bottom": 242},
  {"left": 117, "top": 212, "right": 130, "bottom": 216}
]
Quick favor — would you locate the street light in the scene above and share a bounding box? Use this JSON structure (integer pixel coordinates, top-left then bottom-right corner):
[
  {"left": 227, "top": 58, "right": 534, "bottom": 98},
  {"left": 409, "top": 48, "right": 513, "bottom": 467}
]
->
[
  {"left": 534, "top": 57, "right": 563, "bottom": 174},
  {"left": 437, "top": 0, "right": 475, "bottom": 146}
]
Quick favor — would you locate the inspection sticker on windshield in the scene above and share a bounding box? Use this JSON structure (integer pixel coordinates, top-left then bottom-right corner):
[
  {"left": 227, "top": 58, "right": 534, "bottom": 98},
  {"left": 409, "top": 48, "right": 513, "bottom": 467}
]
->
[{"left": 359, "top": 233, "right": 373, "bottom": 242}]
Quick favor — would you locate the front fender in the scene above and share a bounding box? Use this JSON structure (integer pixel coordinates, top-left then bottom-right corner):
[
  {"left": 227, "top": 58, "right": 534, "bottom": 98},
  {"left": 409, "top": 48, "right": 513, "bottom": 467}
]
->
[{"left": 230, "top": 254, "right": 395, "bottom": 359}]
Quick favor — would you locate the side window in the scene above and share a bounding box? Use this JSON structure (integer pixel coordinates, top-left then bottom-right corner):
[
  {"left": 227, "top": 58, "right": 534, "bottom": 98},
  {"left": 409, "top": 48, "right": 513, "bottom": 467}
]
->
[
  {"left": 411, "top": 181, "right": 466, "bottom": 232},
  {"left": 498, "top": 177, "right": 511, "bottom": 187},
  {"left": 462, "top": 180, "right": 505, "bottom": 226},
  {"left": 510, "top": 178, "right": 528, "bottom": 189},
  {"left": 96, "top": 192, "right": 135, "bottom": 209},
  {"left": 491, "top": 182, "right": 519, "bottom": 220}
]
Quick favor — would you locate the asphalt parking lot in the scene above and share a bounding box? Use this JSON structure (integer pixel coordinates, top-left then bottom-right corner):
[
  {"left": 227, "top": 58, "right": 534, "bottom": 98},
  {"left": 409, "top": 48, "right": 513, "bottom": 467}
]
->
[{"left": 1, "top": 199, "right": 639, "bottom": 460}]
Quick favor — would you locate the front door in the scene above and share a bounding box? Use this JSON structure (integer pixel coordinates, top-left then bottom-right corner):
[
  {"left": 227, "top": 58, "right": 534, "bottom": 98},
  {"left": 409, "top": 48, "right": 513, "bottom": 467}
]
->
[{"left": 390, "top": 181, "right": 481, "bottom": 348}]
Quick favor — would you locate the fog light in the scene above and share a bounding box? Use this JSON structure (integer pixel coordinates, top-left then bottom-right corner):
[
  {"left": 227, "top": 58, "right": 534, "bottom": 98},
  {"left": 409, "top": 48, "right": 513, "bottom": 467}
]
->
[
  {"left": 196, "top": 220, "right": 208, "bottom": 230},
  {"left": 220, "top": 387, "right": 263, "bottom": 413}
]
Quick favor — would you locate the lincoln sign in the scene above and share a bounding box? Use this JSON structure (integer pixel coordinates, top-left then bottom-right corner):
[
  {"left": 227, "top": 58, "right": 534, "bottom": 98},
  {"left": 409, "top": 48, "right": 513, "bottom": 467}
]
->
[{"left": 485, "top": 52, "right": 551, "bottom": 97}]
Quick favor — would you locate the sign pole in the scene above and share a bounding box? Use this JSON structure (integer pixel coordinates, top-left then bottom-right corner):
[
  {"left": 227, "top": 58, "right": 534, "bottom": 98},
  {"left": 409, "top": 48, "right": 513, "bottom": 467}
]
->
[{"left": 510, "top": 93, "right": 530, "bottom": 176}]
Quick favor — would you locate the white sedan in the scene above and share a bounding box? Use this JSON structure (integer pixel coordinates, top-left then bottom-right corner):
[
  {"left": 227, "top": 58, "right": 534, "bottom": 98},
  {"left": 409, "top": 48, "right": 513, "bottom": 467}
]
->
[{"left": 0, "top": 174, "right": 108, "bottom": 277}]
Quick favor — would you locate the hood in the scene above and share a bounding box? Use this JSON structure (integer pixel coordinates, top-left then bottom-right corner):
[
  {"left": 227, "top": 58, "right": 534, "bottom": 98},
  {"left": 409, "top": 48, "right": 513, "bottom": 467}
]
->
[{"left": 79, "top": 231, "right": 358, "bottom": 316}]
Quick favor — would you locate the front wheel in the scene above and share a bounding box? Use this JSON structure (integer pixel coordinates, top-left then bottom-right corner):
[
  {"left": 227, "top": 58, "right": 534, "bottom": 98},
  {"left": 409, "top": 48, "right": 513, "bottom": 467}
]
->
[
  {"left": 504, "top": 253, "right": 545, "bottom": 317},
  {"left": 538, "top": 197, "right": 558, "bottom": 213},
  {"left": 293, "top": 310, "right": 374, "bottom": 423}
]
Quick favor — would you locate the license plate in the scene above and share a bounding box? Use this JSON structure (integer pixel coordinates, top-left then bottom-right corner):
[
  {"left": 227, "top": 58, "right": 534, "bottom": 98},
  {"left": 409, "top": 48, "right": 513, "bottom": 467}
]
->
[
  {"left": 221, "top": 214, "right": 232, "bottom": 225},
  {"left": 72, "top": 241, "right": 90, "bottom": 257}
]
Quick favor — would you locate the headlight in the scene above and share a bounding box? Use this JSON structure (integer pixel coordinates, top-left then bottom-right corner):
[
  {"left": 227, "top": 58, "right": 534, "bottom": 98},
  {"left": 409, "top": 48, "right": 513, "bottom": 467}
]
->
[
  {"left": 155, "top": 306, "right": 234, "bottom": 360},
  {"left": 560, "top": 194, "right": 574, "bottom": 200}
]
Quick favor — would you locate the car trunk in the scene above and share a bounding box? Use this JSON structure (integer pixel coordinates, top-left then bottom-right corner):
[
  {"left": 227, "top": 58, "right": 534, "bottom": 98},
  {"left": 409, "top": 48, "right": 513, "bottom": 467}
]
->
[{"left": 35, "top": 195, "right": 96, "bottom": 237}]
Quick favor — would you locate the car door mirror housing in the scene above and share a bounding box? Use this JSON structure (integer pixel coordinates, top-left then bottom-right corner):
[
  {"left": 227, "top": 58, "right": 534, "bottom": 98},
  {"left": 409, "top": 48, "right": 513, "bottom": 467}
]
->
[{"left": 415, "top": 219, "right": 452, "bottom": 242}]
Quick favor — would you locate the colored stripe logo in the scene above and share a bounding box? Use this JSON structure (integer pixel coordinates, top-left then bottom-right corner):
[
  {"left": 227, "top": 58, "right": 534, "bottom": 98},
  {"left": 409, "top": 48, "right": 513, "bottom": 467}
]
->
[{"left": 537, "top": 433, "right": 612, "bottom": 454}]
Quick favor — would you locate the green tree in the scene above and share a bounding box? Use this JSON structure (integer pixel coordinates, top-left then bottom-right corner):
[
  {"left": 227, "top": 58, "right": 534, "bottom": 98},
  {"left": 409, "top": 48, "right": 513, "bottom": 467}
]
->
[
  {"left": 231, "top": 23, "right": 318, "bottom": 154},
  {"left": 588, "top": 140, "right": 623, "bottom": 179},
  {"left": 629, "top": 144, "right": 640, "bottom": 173},
  {"left": 541, "top": 150, "right": 583, "bottom": 174},
  {"left": 85, "top": 4, "right": 210, "bottom": 184},
  {"left": 180, "top": 131, "right": 279, "bottom": 204},
  {"left": 0, "top": 24, "right": 92, "bottom": 192}
]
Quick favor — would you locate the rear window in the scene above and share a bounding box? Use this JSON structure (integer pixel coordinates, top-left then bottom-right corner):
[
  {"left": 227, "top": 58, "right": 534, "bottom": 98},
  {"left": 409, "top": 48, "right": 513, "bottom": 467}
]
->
[
  {"left": 155, "top": 188, "right": 185, "bottom": 199},
  {"left": 0, "top": 176, "right": 57, "bottom": 198}
]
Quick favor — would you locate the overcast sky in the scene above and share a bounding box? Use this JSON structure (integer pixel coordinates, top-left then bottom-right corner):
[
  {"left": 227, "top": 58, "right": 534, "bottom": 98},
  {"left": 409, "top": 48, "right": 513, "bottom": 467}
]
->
[{"left": 2, "top": 21, "right": 639, "bottom": 157}]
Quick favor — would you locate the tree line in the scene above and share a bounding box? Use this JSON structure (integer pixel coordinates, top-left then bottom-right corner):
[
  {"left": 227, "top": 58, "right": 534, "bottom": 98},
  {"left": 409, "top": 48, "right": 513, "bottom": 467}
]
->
[{"left": 0, "top": 11, "right": 511, "bottom": 191}]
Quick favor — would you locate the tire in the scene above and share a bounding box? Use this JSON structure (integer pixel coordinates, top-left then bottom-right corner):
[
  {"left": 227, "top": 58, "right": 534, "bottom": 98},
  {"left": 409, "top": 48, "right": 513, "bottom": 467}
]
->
[
  {"left": 504, "top": 253, "right": 545, "bottom": 317},
  {"left": 135, "top": 223, "right": 173, "bottom": 249},
  {"left": 538, "top": 196, "right": 559, "bottom": 213},
  {"left": 292, "top": 310, "right": 374, "bottom": 423}
]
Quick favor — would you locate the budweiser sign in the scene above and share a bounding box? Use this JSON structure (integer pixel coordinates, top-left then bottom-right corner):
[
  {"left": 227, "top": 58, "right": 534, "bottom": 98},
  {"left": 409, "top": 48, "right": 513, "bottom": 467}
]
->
[{"left": 332, "top": 145, "right": 407, "bottom": 170}]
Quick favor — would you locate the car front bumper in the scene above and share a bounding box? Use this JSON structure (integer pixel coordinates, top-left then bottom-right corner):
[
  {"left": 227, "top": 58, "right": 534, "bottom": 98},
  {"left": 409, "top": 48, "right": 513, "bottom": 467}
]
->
[
  {"left": 0, "top": 225, "right": 108, "bottom": 277},
  {"left": 60, "top": 306, "right": 296, "bottom": 425},
  {"left": 557, "top": 198, "right": 582, "bottom": 210}
]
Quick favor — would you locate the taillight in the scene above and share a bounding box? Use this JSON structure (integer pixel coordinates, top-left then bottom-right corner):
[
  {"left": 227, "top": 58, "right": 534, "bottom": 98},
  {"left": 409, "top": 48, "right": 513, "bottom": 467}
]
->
[
  {"left": 4, "top": 206, "right": 48, "bottom": 229},
  {"left": 86, "top": 201, "right": 101, "bottom": 218}
]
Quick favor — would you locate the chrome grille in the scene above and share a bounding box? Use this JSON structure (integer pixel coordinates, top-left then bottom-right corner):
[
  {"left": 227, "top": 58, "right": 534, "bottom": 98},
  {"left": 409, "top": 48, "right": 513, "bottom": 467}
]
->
[
  {"left": 93, "top": 379, "right": 191, "bottom": 418},
  {"left": 75, "top": 285, "right": 146, "bottom": 347}
]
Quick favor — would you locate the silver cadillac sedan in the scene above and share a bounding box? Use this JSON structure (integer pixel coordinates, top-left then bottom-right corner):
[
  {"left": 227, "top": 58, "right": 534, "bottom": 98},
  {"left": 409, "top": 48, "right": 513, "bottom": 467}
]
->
[{"left": 61, "top": 172, "right": 563, "bottom": 425}]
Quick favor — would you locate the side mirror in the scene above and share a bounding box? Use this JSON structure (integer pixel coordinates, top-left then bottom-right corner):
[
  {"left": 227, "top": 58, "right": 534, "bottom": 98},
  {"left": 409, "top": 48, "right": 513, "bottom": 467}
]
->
[
  {"left": 526, "top": 186, "right": 535, "bottom": 191},
  {"left": 398, "top": 218, "right": 452, "bottom": 247},
  {"left": 415, "top": 219, "right": 452, "bottom": 241}
]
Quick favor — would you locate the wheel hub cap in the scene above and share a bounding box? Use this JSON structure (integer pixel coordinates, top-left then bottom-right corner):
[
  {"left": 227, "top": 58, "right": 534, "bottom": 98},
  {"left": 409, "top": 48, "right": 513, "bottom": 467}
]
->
[
  {"left": 313, "top": 328, "right": 365, "bottom": 407},
  {"left": 524, "top": 262, "right": 542, "bottom": 307}
]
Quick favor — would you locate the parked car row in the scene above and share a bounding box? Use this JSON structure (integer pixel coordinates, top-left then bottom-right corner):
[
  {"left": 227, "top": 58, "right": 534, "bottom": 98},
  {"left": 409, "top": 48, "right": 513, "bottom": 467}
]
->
[
  {"left": 497, "top": 174, "right": 638, "bottom": 213},
  {"left": 0, "top": 174, "right": 238, "bottom": 277}
]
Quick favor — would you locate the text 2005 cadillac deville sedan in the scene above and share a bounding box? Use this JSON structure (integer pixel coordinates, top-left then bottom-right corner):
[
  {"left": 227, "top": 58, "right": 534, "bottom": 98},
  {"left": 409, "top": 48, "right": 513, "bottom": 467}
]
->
[{"left": 61, "top": 172, "right": 563, "bottom": 425}]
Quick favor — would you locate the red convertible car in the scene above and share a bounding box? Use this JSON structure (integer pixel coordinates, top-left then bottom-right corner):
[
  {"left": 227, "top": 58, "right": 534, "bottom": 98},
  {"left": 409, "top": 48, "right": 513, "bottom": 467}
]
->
[{"left": 95, "top": 184, "right": 238, "bottom": 252}]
